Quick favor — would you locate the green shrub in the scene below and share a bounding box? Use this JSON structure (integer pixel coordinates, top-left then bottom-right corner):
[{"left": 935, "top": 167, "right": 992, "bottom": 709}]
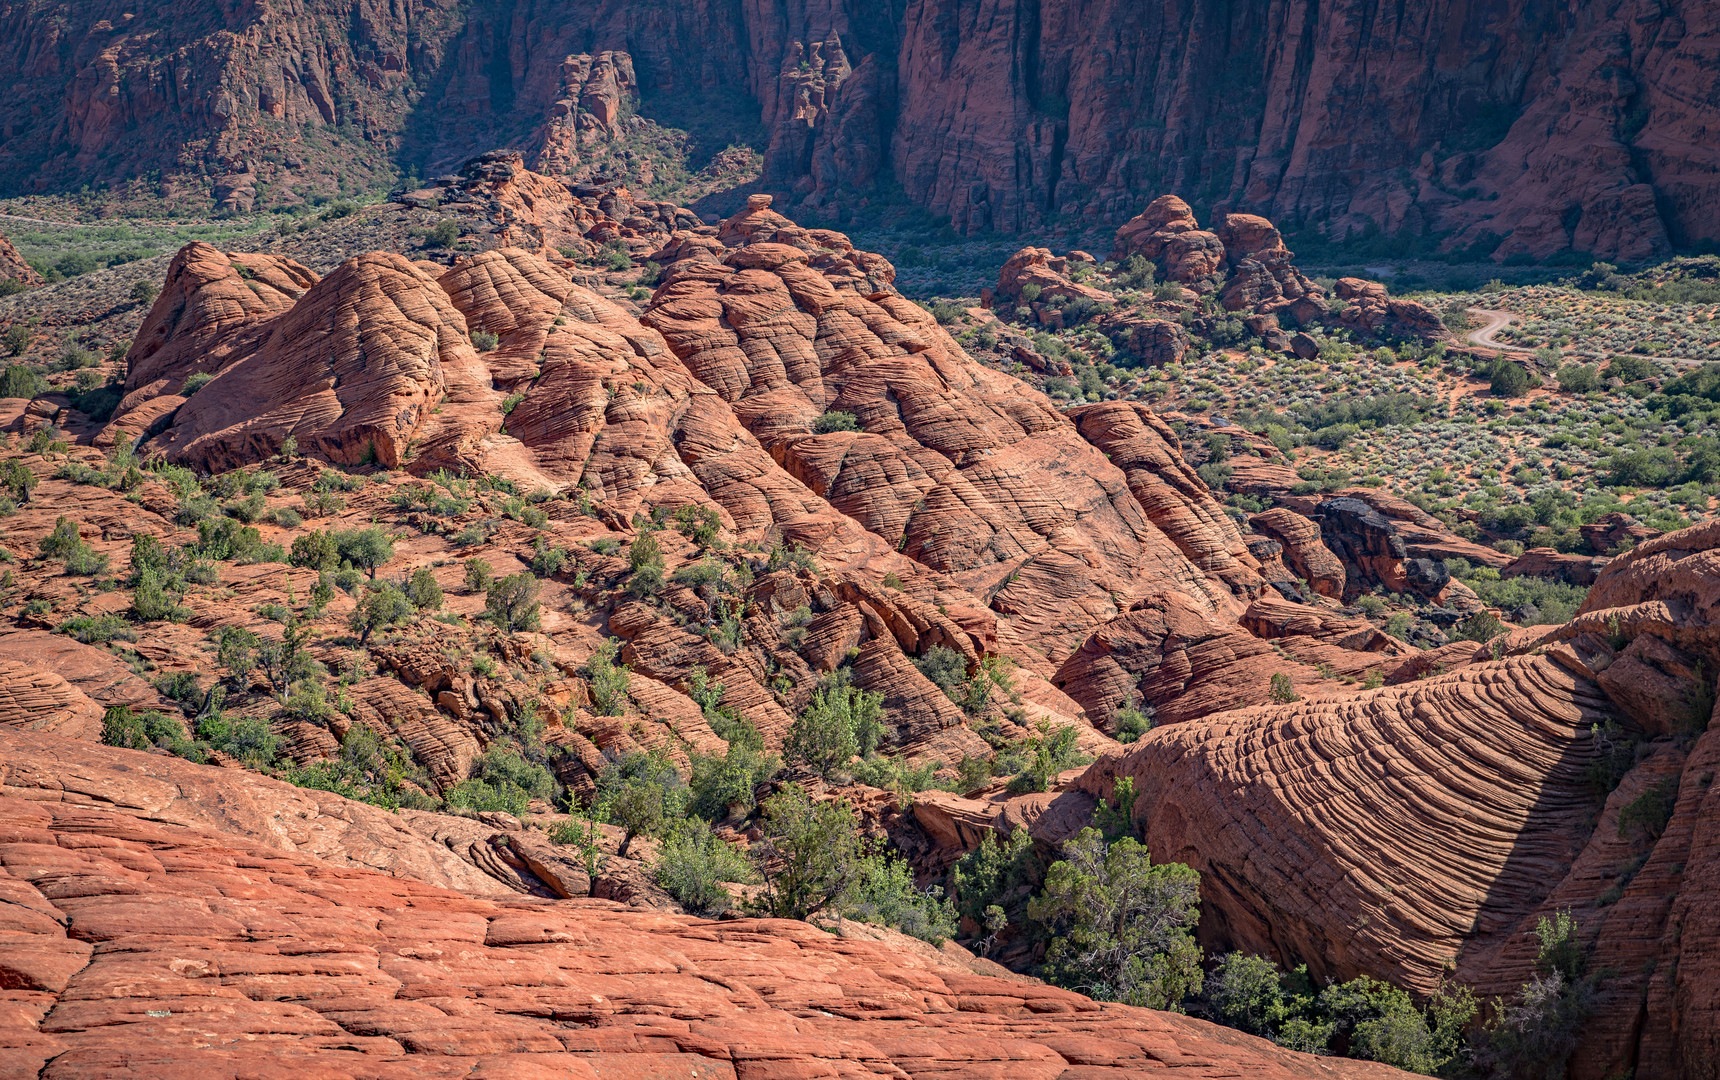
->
[
  {"left": 813, "top": 410, "right": 860, "bottom": 433},
  {"left": 1475, "top": 911, "right": 1593, "bottom": 1078},
  {"left": 785, "top": 670, "right": 885, "bottom": 776},
  {"left": 200, "top": 715, "right": 280, "bottom": 765},
  {"left": 349, "top": 583, "right": 414, "bottom": 643},
  {"left": 281, "top": 726, "right": 437, "bottom": 811},
  {"left": 672, "top": 505, "right": 721, "bottom": 548},
  {"left": 1618, "top": 777, "right": 1678, "bottom": 844},
  {"left": 101, "top": 706, "right": 190, "bottom": 754},
  {"left": 132, "top": 569, "right": 188, "bottom": 622},
  {"left": 428, "top": 219, "right": 460, "bottom": 247},
  {"left": 1027, "top": 827, "right": 1203, "bottom": 1010},
  {"left": 1449, "top": 610, "right": 1507, "bottom": 643},
  {"left": 444, "top": 777, "right": 532, "bottom": 818},
  {"left": 1556, "top": 364, "right": 1599, "bottom": 393},
  {"left": 688, "top": 741, "right": 780, "bottom": 821},
  {"left": 598, "top": 748, "right": 686, "bottom": 857},
  {"left": 179, "top": 372, "right": 214, "bottom": 396},
  {"left": 585, "top": 637, "right": 630, "bottom": 714},
  {"left": 952, "top": 826, "right": 1037, "bottom": 927},
  {"left": 474, "top": 745, "right": 555, "bottom": 800},
  {"left": 753, "top": 784, "right": 862, "bottom": 920},
  {"left": 1489, "top": 360, "right": 1532, "bottom": 397},
  {"left": 39, "top": 516, "right": 108, "bottom": 576},
  {"left": 914, "top": 645, "right": 968, "bottom": 698},
  {"left": 848, "top": 754, "right": 939, "bottom": 799},
  {"left": 1005, "top": 721, "right": 1087, "bottom": 794},
  {"left": 407, "top": 566, "right": 443, "bottom": 610},
  {"left": 334, "top": 526, "right": 394, "bottom": 577},
  {"left": 57, "top": 614, "right": 136, "bottom": 643},
  {"left": 841, "top": 847, "right": 957, "bottom": 944},
  {"left": 484, "top": 573, "right": 542, "bottom": 632},
  {"left": 463, "top": 558, "right": 493, "bottom": 592},
  {"left": 654, "top": 819, "right": 755, "bottom": 914}
]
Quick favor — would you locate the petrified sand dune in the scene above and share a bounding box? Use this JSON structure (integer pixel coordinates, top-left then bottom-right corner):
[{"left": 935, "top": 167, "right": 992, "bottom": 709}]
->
[
  {"left": 1078, "top": 654, "right": 1615, "bottom": 995},
  {"left": 0, "top": 730, "right": 1410, "bottom": 1080},
  {"left": 643, "top": 197, "right": 1238, "bottom": 659},
  {"left": 98, "top": 175, "right": 1492, "bottom": 774},
  {"left": 154, "top": 252, "right": 498, "bottom": 470},
  {"left": 1049, "top": 518, "right": 1720, "bottom": 1078}
]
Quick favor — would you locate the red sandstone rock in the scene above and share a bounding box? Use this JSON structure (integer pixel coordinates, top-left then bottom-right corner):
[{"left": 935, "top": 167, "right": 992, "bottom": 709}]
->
[
  {"left": 1333, "top": 279, "right": 1445, "bottom": 343},
  {"left": 144, "top": 250, "right": 499, "bottom": 470},
  {"left": 995, "top": 248, "right": 1114, "bottom": 306},
  {"left": 0, "top": 731, "right": 1409, "bottom": 1080},
  {"left": 1504, "top": 547, "right": 1609, "bottom": 587},
  {"left": 643, "top": 200, "right": 1242, "bottom": 663},
  {"left": 112, "top": 243, "right": 316, "bottom": 437},
  {"left": 1248, "top": 508, "right": 1345, "bottom": 598},
  {"left": 0, "top": 662, "right": 103, "bottom": 741},
  {"left": 0, "top": 232, "right": 41, "bottom": 288},
  {"left": 1079, "top": 653, "right": 1617, "bottom": 994},
  {"left": 1581, "top": 511, "right": 1661, "bottom": 556}
]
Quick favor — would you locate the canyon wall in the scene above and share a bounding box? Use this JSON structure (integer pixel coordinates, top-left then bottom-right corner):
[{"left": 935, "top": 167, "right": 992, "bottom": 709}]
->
[{"left": 0, "top": 0, "right": 1715, "bottom": 259}]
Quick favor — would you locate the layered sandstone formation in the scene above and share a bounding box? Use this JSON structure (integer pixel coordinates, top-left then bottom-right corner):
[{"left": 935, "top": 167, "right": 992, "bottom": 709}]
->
[
  {"left": 394, "top": 151, "right": 702, "bottom": 261},
  {"left": 4, "top": 1, "right": 1714, "bottom": 258},
  {"left": 1058, "top": 518, "right": 1720, "bottom": 1079},
  {"left": 91, "top": 169, "right": 1497, "bottom": 772},
  {"left": 0, "top": 737, "right": 1411, "bottom": 1080}
]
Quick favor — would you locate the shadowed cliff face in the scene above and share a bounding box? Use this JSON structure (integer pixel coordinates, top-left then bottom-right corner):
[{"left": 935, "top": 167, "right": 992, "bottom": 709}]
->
[{"left": 0, "top": 0, "right": 1713, "bottom": 259}]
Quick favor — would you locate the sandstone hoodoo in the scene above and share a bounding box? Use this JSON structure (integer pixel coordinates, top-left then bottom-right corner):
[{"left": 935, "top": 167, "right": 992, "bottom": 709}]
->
[{"left": 1, "top": 11, "right": 1718, "bottom": 1067}]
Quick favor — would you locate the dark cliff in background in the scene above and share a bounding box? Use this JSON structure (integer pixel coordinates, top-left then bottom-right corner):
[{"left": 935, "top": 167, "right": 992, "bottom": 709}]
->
[{"left": 1, "top": 0, "right": 1714, "bottom": 261}]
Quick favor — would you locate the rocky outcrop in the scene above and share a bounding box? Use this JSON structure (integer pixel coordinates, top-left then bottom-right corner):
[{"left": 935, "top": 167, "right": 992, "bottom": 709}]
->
[
  {"left": 1108, "top": 199, "right": 1329, "bottom": 321},
  {"left": 1213, "top": 213, "right": 1320, "bottom": 316},
  {"left": 1079, "top": 652, "right": 1616, "bottom": 995},
  {"left": 0, "top": 739, "right": 1410, "bottom": 1080},
  {"left": 0, "top": 231, "right": 40, "bottom": 287},
  {"left": 1281, "top": 486, "right": 1511, "bottom": 568},
  {"left": 1332, "top": 279, "right": 1445, "bottom": 342},
  {"left": 1249, "top": 507, "right": 1345, "bottom": 599},
  {"left": 149, "top": 251, "right": 499, "bottom": 471},
  {"left": 760, "top": 33, "right": 887, "bottom": 205},
  {"left": 527, "top": 51, "right": 639, "bottom": 175},
  {"left": 1109, "top": 317, "right": 1189, "bottom": 367},
  {"left": 1581, "top": 511, "right": 1661, "bottom": 555},
  {"left": 0, "top": 728, "right": 527, "bottom": 897},
  {"left": 642, "top": 194, "right": 1239, "bottom": 660},
  {"left": 1504, "top": 547, "right": 1609, "bottom": 587},
  {"left": 1063, "top": 519, "right": 1720, "bottom": 1078},
  {"left": 1067, "top": 401, "right": 1263, "bottom": 598},
  {"left": 394, "top": 151, "right": 702, "bottom": 261},
  {"left": 995, "top": 247, "right": 1114, "bottom": 306},
  {"left": 0, "top": 662, "right": 103, "bottom": 740},
  {"left": 2, "top": 1, "right": 1716, "bottom": 260},
  {"left": 112, "top": 243, "right": 316, "bottom": 439}
]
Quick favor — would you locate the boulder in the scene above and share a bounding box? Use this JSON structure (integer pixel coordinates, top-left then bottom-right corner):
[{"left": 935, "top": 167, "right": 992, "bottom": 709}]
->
[
  {"left": 995, "top": 246, "right": 1115, "bottom": 305},
  {"left": 1333, "top": 278, "right": 1445, "bottom": 342},
  {"left": 1581, "top": 511, "right": 1660, "bottom": 555},
  {"left": 1249, "top": 508, "right": 1346, "bottom": 598},
  {"left": 1110, "top": 194, "right": 1202, "bottom": 261}
]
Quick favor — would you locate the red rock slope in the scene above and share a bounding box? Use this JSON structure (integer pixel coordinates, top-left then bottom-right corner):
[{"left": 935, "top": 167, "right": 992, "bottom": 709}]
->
[
  {"left": 1070, "top": 519, "right": 1720, "bottom": 1079},
  {"left": 0, "top": 732, "right": 1409, "bottom": 1080}
]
